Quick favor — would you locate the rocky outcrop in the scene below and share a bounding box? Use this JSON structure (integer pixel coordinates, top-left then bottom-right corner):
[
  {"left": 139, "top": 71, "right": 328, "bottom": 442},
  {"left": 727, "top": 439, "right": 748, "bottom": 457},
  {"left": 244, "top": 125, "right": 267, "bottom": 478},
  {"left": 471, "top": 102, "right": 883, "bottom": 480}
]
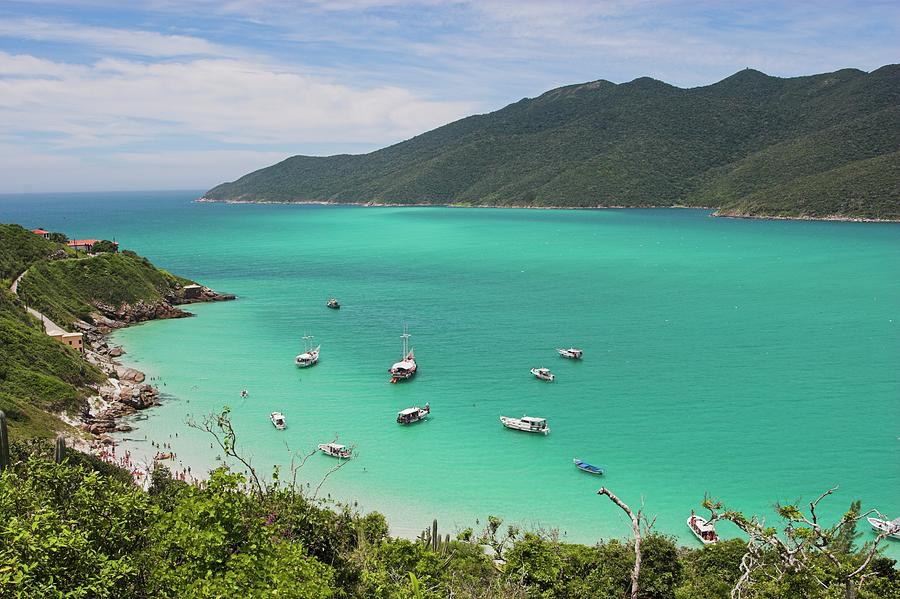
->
[{"left": 75, "top": 284, "right": 234, "bottom": 440}]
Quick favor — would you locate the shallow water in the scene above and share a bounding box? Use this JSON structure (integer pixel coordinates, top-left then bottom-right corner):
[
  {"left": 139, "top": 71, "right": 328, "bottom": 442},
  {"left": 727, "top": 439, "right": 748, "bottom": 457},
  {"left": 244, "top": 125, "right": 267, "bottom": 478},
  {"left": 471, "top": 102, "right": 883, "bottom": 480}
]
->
[{"left": 3, "top": 191, "right": 899, "bottom": 553}]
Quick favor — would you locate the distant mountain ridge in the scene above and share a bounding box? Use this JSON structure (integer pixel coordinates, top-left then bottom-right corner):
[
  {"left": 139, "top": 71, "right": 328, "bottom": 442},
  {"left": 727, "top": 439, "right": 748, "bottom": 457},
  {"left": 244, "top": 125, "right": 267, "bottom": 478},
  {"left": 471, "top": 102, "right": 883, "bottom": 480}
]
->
[{"left": 203, "top": 65, "right": 900, "bottom": 220}]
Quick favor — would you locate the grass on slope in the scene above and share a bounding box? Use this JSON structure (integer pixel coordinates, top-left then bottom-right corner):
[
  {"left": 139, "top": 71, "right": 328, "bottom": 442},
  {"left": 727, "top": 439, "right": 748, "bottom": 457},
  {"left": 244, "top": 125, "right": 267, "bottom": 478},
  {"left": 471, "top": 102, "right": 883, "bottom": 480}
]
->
[
  {"left": 17, "top": 251, "right": 192, "bottom": 327},
  {"left": 0, "top": 290, "right": 104, "bottom": 439},
  {"left": 0, "top": 224, "right": 70, "bottom": 286}
]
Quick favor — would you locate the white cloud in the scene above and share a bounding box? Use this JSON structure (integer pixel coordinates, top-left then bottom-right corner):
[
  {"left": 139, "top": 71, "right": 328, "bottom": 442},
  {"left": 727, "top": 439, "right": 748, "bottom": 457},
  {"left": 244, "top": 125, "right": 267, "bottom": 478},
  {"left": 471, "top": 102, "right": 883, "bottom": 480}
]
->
[
  {"left": 0, "top": 51, "right": 475, "bottom": 148},
  {"left": 0, "top": 18, "right": 235, "bottom": 57}
]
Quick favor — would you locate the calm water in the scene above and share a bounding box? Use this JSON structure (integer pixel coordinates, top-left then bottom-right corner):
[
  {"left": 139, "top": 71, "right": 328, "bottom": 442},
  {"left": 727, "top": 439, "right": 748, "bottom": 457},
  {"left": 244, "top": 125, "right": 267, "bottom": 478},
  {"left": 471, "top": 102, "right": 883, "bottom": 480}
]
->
[{"left": 2, "top": 191, "right": 899, "bottom": 551}]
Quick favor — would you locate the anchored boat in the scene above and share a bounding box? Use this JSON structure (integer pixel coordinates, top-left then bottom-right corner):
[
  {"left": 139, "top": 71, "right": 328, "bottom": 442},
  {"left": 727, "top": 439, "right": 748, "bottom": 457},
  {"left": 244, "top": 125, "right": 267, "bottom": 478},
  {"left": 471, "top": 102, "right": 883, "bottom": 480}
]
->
[
  {"left": 500, "top": 415, "right": 550, "bottom": 434},
  {"left": 318, "top": 442, "right": 352, "bottom": 459},
  {"left": 397, "top": 403, "right": 430, "bottom": 424},
  {"left": 389, "top": 326, "right": 417, "bottom": 383},
  {"left": 530, "top": 367, "right": 555, "bottom": 381},
  {"left": 687, "top": 511, "right": 719, "bottom": 545},
  {"left": 326, "top": 297, "right": 340, "bottom": 309},
  {"left": 557, "top": 347, "right": 583, "bottom": 359},
  {"left": 867, "top": 517, "right": 900, "bottom": 540},
  {"left": 573, "top": 458, "right": 604, "bottom": 475},
  {"left": 295, "top": 334, "right": 320, "bottom": 368},
  {"left": 270, "top": 411, "right": 286, "bottom": 430}
]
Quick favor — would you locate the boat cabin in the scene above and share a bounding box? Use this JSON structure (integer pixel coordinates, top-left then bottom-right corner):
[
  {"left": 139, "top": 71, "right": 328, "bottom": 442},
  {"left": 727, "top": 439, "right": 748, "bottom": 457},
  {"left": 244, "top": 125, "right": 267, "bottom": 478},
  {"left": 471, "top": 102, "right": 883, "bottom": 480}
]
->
[
  {"left": 270, "top": 412, "right": 286, "bottom": 429},
  {"left": 397, "top": 403, "right": 430, "bottom": 424},
  {"left": 521, "top": 416, "right": 547, "bottom": 431},
  {"left": 319, "top": 442, "right": 352, "bottom": 459}
]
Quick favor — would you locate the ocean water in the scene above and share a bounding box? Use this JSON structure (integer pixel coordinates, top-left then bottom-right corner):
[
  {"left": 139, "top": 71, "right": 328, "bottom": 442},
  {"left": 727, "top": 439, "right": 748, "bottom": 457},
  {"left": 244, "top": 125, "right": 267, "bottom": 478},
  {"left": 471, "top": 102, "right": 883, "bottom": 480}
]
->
[{"left": 2, "top": 191, "right": 899, "bottom": 552}]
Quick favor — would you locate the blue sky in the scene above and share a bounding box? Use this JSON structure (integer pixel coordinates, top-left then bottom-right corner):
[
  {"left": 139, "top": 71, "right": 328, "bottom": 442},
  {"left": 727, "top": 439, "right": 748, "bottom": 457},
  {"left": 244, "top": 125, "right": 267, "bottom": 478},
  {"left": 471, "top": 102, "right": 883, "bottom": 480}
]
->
[{"left": 0, "top": 0, "right": 897, "bottom": 193}]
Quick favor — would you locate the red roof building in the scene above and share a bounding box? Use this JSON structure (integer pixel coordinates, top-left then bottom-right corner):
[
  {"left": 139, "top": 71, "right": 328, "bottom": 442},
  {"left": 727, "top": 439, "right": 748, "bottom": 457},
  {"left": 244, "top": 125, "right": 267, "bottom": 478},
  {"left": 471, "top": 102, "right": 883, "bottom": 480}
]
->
[
  {"left": 67, "top": 239, "right": 118, "bottom": 252},
  {"left": 31, "top": 229, "right": 51, "bottom": 239}
]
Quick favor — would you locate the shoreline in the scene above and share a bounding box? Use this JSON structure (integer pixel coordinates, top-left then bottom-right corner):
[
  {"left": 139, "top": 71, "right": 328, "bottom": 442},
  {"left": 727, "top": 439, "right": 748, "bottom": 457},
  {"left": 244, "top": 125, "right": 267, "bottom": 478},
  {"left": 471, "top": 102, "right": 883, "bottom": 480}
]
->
[
  {"left": 196, "top": 197, "right": 900, "bottom": 223},
  {"left": 72, "top": 287, "right": 235, "bottom": 453}
]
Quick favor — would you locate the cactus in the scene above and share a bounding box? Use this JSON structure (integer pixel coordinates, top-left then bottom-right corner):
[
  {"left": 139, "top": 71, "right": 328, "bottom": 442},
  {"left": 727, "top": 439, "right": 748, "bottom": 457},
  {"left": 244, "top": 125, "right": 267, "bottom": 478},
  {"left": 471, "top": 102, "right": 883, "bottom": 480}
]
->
[
  {"left": 0, "top": 410, "right": 9, "bottom": 472},
  {"left": 432, "top": 519, "right": 439, "bottom": 552},
  {"left": 54, "top": 436, "right": 66, "bottom": 464}
]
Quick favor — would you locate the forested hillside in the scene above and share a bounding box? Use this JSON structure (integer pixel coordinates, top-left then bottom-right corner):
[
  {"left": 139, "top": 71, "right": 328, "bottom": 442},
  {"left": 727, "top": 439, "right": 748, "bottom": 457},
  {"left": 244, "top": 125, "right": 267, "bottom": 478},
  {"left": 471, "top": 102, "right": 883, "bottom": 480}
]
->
[{"left": 204, "top": 65, "right": 900, "bottom": 220}]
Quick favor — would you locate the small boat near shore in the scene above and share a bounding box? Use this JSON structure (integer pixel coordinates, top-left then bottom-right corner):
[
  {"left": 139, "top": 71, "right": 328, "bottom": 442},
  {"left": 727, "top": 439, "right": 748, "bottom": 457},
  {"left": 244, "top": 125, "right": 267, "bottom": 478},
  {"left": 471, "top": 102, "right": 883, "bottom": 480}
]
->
[
  {"left": 389, "top": 326, "right": 417, "bottom": 383},
  {"left": 687, "top": 511, "right": 718, "bottom": 545},
  {"left": 557, "top": 347, "right": 583, "bottom": 359},
  {"left": 326, "top": 297, "right": 340, "bottom": 309},
  {"left": 868, "top": 516, "right": 900, "bottom": 540},
  {"left": 295, "top": 334, "right": 320, "bottom": 368},
  {"left": 397, "top": 403, "right": 430, "bottom": 424},
  {"left": 530, "top": 367, "right": 555, "bottom": 381},
  {"left": 270, "top": 412, "right": 286, "bottom": 430},
  {"left": 500, "top": 415, "right": 550, "bottom": 434},
  {"left": 573, "top": 458, "right": 604, "bottom": 475},
  {"left": 318, "top": 442, "right": 352, "bottom": 459}
]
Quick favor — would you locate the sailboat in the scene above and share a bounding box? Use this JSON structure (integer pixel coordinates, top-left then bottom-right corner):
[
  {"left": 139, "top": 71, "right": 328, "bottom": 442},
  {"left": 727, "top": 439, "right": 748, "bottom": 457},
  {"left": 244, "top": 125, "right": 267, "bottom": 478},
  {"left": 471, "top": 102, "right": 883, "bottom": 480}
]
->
[
  {"left": 388, "top": 326, "right": 417, "bottom": 383},
  {"left": 295, "top": 334, "right": 320, "bottom": 368}
]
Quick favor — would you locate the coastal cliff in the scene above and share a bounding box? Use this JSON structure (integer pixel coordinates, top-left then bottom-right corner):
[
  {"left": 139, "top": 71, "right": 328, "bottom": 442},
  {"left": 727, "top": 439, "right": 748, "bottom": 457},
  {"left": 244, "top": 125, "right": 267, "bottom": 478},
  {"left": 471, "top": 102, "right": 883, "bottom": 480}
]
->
[
  {"left": 203, "top": 65, "right": 900, "bottom": 221},
  {"left": 0, "top": 223, "right": 234, "bottom": 441}
]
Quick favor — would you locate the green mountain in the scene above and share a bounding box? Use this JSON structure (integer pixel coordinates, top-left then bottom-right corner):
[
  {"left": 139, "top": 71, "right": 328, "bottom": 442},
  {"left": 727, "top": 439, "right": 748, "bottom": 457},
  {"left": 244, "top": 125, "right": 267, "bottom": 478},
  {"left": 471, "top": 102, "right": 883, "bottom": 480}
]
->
[{"left": 204, "top": 65, "right": 900, "bottom": 220}]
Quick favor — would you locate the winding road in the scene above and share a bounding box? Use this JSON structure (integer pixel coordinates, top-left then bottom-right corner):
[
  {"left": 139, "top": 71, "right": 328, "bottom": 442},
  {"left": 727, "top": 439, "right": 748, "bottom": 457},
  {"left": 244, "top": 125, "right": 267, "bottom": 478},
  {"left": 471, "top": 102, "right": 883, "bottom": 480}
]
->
[{"left": 10, "top": 269, "right": 67, "bottom": 335}]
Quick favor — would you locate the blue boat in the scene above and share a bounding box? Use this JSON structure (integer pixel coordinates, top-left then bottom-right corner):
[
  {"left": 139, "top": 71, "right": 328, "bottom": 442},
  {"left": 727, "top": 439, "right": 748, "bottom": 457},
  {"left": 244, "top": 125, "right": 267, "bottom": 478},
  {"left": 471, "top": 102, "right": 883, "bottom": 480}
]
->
[{"left": 573, "top": 458, "right": 604, "bottom": 475}]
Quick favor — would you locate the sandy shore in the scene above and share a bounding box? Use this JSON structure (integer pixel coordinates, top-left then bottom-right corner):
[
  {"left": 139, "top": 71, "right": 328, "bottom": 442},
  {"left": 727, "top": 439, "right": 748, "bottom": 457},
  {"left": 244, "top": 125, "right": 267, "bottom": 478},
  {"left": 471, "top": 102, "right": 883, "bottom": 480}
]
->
[{"left": 197, "top": 197, "right": 900, "bottom": 222}]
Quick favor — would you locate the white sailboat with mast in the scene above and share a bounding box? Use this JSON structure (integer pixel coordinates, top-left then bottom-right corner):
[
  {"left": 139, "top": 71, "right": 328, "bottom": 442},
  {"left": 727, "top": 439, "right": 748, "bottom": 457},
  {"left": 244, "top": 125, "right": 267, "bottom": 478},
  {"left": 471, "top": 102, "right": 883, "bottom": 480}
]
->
[
  {"left": 389, "top": 325, "right": 417, "bottom": 383},
  {"left": 295, "top": 334, "right": 320, "bottom": 368}
]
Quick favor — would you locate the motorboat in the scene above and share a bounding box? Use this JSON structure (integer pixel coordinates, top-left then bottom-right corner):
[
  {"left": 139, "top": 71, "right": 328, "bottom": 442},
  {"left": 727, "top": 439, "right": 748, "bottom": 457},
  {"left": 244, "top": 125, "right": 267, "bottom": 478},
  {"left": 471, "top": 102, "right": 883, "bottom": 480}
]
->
[
  {"left": 270, "top": 412, "right": 286, "bottom": 430},
  {"left": 500, "top": 415, "right": 550, "bottom": 434},
  {"left": 397, "top": 403, "right": 430, "bottom": 424},
  {"left": 867, "top": 517, "right": 900, "bottom": 540},
  {"left": 326, "top": 298, "right": 340, "bottom": 309},
  {"left": 295, "top": 334, "right": 320, "bottom": 368},
  {"left": 687, "top": 512, "right": 719, "bottom": 545},
  {"left": 240, "top": 389, "right": 248, "bottom": 398},
  {"left": 573, "top": 458, "right": 604, "bottom": 475},
  {"left": 557, "top": 347, "right": 583, "bottom": 359},
  {"left": 318, "top": 442, "right": 352, "bottom": 459},
  {"left": 389, "top": 326, "right": 417, "bottom": 383},
  {"left": 530, "top": 367, "right": 555, "bottom": 381}
]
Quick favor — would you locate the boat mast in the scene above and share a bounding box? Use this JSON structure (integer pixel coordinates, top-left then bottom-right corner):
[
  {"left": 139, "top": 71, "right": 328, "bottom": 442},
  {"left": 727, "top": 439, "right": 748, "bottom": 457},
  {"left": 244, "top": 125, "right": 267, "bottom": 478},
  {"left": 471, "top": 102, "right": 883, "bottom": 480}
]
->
[
  {"left": 400, "top": 325, "right": 410, "bottom": 357},
  {"left": 303, "top": 333, "right": 314, "bottom": 351}
]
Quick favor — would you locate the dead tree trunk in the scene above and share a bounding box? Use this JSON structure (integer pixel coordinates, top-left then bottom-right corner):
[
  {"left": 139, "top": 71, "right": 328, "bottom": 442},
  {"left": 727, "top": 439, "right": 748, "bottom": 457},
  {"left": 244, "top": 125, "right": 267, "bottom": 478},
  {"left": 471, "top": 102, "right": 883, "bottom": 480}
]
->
[{"left": 599, "top": 487, "right": 641, "bottom": 599}]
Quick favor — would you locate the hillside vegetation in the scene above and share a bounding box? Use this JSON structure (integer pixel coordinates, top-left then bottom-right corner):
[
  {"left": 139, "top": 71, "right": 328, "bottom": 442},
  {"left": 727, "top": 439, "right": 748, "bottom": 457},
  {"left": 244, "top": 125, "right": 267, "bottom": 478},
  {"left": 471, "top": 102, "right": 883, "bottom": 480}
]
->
[
  {"left": 0, "top": 224, "right": 192, "bottom": 437},
  {"left": 0, "top": 289, "right": 104, "bottom": 439},
  {"left": 18, "top": 251, "right": 191, "bottom": 327},
  {"left": 2, "top": 435, "right": 898, "bottom": 598},
  {"left": 204, "top": 65, "right": 900, "bottom": 219}
]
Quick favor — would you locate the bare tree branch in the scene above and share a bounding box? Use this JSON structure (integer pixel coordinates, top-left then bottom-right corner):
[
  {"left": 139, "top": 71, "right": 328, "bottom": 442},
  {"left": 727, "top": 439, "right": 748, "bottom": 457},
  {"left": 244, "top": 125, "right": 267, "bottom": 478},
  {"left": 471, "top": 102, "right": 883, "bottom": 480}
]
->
[{"left": 598, "top": 487, "right": 642, "bottom": 599}]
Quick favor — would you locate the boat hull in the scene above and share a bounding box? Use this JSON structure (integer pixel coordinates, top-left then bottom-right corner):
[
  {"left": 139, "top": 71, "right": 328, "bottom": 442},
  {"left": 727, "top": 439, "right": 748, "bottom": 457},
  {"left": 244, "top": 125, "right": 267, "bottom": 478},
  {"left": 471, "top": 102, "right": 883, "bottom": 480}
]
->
[
  {"left": 573, "top": 458, "right": 603, "bottom": 475},
  {"left": 500, "top": 416, "right": 549, "bottom": 434},
  {"left": 868, "top": 517, "right": 900, "bottom": 540}
]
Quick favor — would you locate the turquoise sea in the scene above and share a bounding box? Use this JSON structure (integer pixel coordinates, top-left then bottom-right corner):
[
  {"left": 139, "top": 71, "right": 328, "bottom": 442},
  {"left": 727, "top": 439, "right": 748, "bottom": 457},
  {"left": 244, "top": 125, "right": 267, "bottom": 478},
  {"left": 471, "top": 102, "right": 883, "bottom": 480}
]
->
[{"left": 3, "top": 191, "right": 899, "bottom": 552}]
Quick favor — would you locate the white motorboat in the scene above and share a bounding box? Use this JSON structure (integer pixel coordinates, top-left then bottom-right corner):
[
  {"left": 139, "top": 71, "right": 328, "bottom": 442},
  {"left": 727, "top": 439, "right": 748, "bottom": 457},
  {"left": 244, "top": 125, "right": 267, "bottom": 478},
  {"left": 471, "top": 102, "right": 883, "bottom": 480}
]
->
[
  {"left": 397, "top": 403, "right": 430, "bottom": 424},
  {"left": 530, "top": 367, "right": 555, "bottom": 381},
  {"left": 270, "top": 411, "right": 286, "bottom": 430},
  {"left": 389, "top": 326, "right": 417, "bottom": 383},
  {"left": 326, "top": 297, "right": 340, "bottom": 309},
  {"left": 557, "top": 347, "right": 583, "bottom": 359},
  {"left": 295, "top": 334, "right": 320, "bottom": 368},
  {"left": 500, "top": 415, "right": 550, "bottom": 434},
  {"left": 318, "top": 442, "right": 352, "bottom": 459},
  {"left": 687, "top": 512, "right": 719, "bottom": 545},
  {"left": 868, "top": 517, "right": 900, "bottom": 540}
]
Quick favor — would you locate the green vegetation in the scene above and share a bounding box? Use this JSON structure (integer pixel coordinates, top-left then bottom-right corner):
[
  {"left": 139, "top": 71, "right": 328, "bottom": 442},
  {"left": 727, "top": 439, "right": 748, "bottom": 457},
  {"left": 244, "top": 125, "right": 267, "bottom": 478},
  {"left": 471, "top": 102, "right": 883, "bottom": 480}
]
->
[
  {"left": 0, "top": 223, "right": 68, "bottom": 285},
  {"left": 205, "top": 65, "right": 900, "bottom": 220},
  {"left": 91, "top": 239, "right": 119, "bottom": 253},
  {"left": 0, "top": 289, "right": 104, "bottom": 439},
  {"left": 18, "top": 249, "right": 191, "bottom": 327},
  {"left": 2, "top": 429, "right": 898, "bottom": 598},
  {"left": 0, "top": 223, "right": 194, "bottom": 438}
]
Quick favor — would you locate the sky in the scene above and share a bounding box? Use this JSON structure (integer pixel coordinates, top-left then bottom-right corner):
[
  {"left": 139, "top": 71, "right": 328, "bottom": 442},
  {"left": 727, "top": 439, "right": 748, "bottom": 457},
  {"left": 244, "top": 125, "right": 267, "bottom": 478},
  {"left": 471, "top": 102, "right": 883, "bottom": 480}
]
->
[{"left": 0, "top": 0, "right": 898, "bottom": 193}]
